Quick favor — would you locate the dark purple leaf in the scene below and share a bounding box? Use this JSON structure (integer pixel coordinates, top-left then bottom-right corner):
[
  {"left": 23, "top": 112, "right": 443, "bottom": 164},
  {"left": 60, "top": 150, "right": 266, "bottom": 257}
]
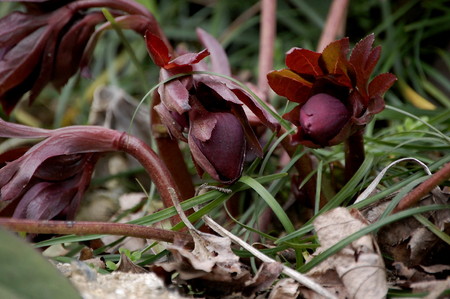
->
[{"left": 196, "top": 28, "right": 231, "bottom": 76}]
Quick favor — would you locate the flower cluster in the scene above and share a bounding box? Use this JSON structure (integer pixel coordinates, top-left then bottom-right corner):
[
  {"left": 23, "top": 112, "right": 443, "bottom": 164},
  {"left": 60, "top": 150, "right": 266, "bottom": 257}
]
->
[
  {"left": 0, "top": 0, "right": 162, "bottom": 114},
  {"left": 147, "top": 28, "right": 279, "bottom": 183},
  {"left": 268, "top": 34, "right": 397, "bottom": 148}
]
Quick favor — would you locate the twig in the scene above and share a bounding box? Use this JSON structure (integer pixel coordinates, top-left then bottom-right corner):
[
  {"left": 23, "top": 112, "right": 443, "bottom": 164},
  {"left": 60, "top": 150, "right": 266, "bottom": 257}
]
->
[
  {"left": 317, "top": 0, "right": 349, "bottom": 52},
  {"left": 393, "top": 161, "right": 450, "bottom": 213},
  {"left": 0, "top": 218, "right": 194, "bottom": 246}
]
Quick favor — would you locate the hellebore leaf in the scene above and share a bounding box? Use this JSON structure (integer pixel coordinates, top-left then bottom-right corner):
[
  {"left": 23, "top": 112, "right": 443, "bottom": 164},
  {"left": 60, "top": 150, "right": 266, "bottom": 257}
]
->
[
  {"left": 145, "top": 33, "right": 171, "bottom": 67},
  {"left": 0, "top": 26, "right": 48, "bottom": 95},
  {"left": 349, "top": 34, "right": 382, "bottom": 97},
  {"left": 0, "top": 11, "right": 47, "bottom": 46},
  {"left": 196, "top": 27, "right": 231, "bottom": 76},
  {"left": 285, "top": 48, "right": 322, "bottom": 76},
  {"left": 165, "top": 49, "right": 209, "bottom": 70},
  {"left": 267, "top": 69, "right": 312, "bottom": 104},
  {"left": 52, "top": 12, "right": 105, "bottom": 89},
  {"left": 368, "top": 73, "right": 398, "bottom": 97},
  {"left": 319, "top": 37, "right": 353, "bottom": 87}
]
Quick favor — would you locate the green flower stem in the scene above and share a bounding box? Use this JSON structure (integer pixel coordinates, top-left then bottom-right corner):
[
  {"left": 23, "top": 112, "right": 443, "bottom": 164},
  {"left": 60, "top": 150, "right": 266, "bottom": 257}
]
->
[
  {"left": 150, "top": 93, "right": 196, "bottom": 201},
  {"left": 0, "top": 218, "right": 193, "bottom": 246},
  {"left": 344, "top": 130, "right": 365, "bottom": 182}
]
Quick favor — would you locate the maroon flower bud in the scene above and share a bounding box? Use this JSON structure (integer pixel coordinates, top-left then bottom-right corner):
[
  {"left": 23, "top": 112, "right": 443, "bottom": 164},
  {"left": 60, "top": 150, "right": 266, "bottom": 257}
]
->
[
  {"left": 299, "top": 93, "right": 351, "bottom": 146},
  {"left": 188, "top": 111, "right": 245, "bottom": 184}
]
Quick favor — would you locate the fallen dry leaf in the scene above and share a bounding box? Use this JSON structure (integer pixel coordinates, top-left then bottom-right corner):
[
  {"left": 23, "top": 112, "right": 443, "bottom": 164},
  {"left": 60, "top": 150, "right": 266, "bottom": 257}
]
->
[
  {"left": 268, "top": 278, "right": 301, "bottom": 299},
  {"left": 116, "top": 252, "right": 149, "bottom": 274},
  {"left": 364, "top": 188, "right": 450, "bottom": 267},
  {"left": 309, "top": 207, "right": 387, "bottom": 299}
]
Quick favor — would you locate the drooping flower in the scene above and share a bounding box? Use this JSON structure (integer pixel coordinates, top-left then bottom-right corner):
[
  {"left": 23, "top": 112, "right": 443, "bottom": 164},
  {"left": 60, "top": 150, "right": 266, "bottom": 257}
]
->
[
  {"left": 0, "top": 118, "right": 122, "bottom": 220},
  {"left": 147, "top": 28, "right": 279, "bottom": 184},
  {"left": 0, "top": 0, "right": 162, "bottom": 114},
  {"left": 268, "top": 34, "right": 397, "bottom": 148}
]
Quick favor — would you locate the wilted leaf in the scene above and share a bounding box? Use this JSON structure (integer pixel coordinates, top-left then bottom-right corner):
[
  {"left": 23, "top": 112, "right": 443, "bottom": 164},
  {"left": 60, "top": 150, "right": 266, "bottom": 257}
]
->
[
  {"left": 268, "top": 278, "right": 301, "bottom": 299},
  {"left": 115, "top": 252, "right": 148, "bottom": 274},
  {"left": 0, "top": 227, "right": 81, "bottom": 299}
]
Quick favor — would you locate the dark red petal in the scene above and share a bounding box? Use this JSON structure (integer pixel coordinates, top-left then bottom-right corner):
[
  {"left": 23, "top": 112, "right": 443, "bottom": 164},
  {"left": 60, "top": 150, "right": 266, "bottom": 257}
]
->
[
  {"left": 196, "top": 28, "right": 231, "bottom": 76},
  {"left": 299, "top": 93, "right": 351, "bottom": 146},
  {"left": 145, "top": 32, "right": 171, "bottom": 67},
  {"left": 159, "top": 69, "right": 191, "bottom": 114},
  {"left": 154, "top": 103, "right": 188, "bottom": 142},
  {"left": 285, "top": 48, "right": 322, "bottom": 76},
  {"left": 232, "top": 88, "right": 280, "bottom": 132},
  {"left": 267, "top": 69, "right": 312, "bottom": 103}
]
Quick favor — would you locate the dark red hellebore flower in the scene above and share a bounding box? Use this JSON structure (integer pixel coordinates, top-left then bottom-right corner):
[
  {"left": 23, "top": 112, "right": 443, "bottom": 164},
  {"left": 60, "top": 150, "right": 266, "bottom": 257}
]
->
[
  {"left": 0, "top": 0, "right": 161, "bottom": 114},
  {"left": 147, "top": 28, "right": 279, "bottom": 183},
  {"left": 0, "top": 117, "right": 123, "bottom": 220},
  {"left": 268, "top": 34, "right": 397, "bottom": 148}
]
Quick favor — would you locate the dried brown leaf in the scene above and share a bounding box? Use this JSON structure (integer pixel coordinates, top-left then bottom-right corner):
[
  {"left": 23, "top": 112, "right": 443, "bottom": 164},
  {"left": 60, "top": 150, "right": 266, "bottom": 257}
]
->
[
  {"left": 116, "top": 252, "right": 148, "bottom": 274},
  {"left": 311, "top": 207, "right": 387, "bottom": 299}
]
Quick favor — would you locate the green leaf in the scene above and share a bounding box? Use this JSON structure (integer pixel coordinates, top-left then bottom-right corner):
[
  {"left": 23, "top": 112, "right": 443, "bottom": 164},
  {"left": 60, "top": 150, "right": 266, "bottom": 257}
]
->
[
  {"left": 0, "top": 228, "right": 81, "bottom": 299},
  {"left": 239, "top": 176, "right": 295, "bottom": 234}
]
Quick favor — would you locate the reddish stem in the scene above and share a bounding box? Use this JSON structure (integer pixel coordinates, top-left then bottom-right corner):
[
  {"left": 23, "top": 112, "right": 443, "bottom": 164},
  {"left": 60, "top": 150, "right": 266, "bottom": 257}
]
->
[
  {"left": 278, "top": 127, "right": 327, "bottom": 208},
  {"left": 257, "top": 0, "right": 277, "bottom": 98},
  {"left": 344, "top": 130, "right": 365, "bottom": 181},
  {"left": 0, "top": 218, "right": 193, "bottom": 246},
  {"left": 393, "top": 161, "right": 450, "bottom": 213},
  {"left": 317, "top": 0, "right": 349, "bottom": 52},
  {"left": 116, "top": 132, "right": 182, "bottom": 224},
  {"left": 150, "top": 93, "right": 195, "bottom": 201}
]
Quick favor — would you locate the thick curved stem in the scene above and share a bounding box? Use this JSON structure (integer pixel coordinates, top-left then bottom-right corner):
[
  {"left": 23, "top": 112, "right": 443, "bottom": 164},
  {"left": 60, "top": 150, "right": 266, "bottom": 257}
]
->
[{"left": 117, "top": 132, "right": 182, "bottom": 224}]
